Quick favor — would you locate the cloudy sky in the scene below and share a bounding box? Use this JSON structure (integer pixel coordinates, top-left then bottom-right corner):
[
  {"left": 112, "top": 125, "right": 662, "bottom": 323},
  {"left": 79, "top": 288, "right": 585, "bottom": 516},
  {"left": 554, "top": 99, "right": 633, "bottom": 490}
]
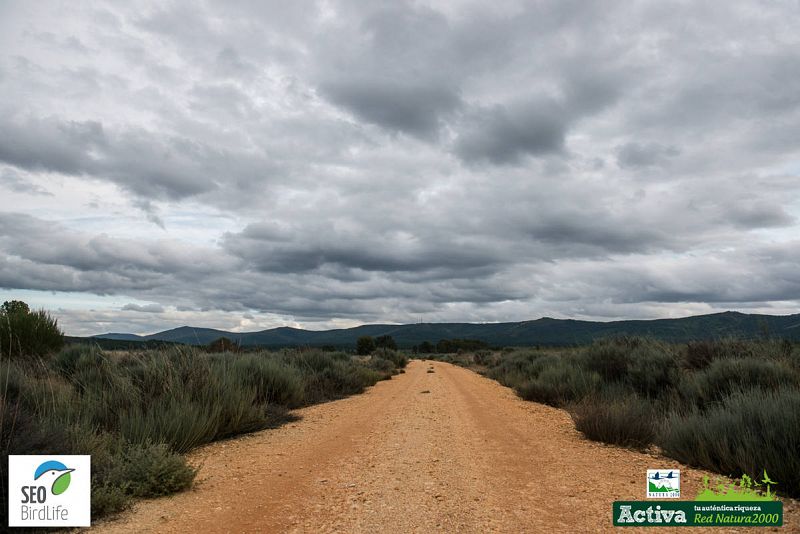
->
[{"left": 1, "top": 1, "right": 799, "bottom": 336}]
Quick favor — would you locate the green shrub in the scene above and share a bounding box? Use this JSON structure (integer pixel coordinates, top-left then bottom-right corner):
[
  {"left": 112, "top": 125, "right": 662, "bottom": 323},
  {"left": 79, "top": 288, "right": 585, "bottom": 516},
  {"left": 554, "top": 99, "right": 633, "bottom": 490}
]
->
[
  {"left": 680, "top": 358, "right": 796, "bottom": 407},
  {"left": 211, "top": 376, "right": 269, "bottom": 440},
  {"left": 569, "top": 392, "right": 657, "bottom": 450},
  {"left": 1, "top": 399, "right": 71, "bottom": 458},
  {"left": 660, "top": 388, "right": 800, "bottom": 497},
  {"left": 125, "top": 349, "right": 197, "bottom": 402},
  {"left": 486, "top": 350, "right": 603, "bottom": 406},
  {"left": 683, "top": 339, "right": 786, "bottom": 370},
  {"left": 473, "top": 350, "right": 497, "bottom": 366},
  {"left": 516, "top": 364, "right": 600, "bottom": 407},
  {"left": 487, "top": 351, "right": 561, "bottom": 389},
  {"left": 70, "top": 353, "right": 141, "bottom": 431},
  {"left": 0, "top": 302, "right": 64, "bottom": 360},
  {"left": 291, "top": 349, "right": 343, "bottom": 373},
  {"left": 303, "top": 361, "right": 379, "bottom": 402},
  {"left": 54, "top": 344, "right": 104, "bottom": 377},
  {"left": 580, "top": 337, "right": 672, "bottom": 379},
  {"left": 91, "top": 482, "right": 130, "bottom": 518},
  {"left": 111, "top": 441, "right": 196, "bottom": 497},
  {"left": 684, "top": 340, "right": 720, "bottom": 369},
  {"left": 6, "top": 361, "right": 78, "bottom": 423},
  {"left": 230, "top": 355, "right": 305, "bottom": 407},
  {"left": 291, "top": 350, "right": 386, "bottom": 403},
  {"left": 626, "top": 345, "right": 680, "bottom": 399},
  {"left": 116, "top": 365, "right": 267, "bottom": 453},
  {"left": 368, "top": 356, "right": 395, "bottom": 373},
  {"left": 0, "top": 359, "right": 26, "bottom": 401},
  {"left": 69, "top": 429, "right": 195, "bottom": 516},
  {"left": 582, "top": 338, "right": 636, "bottom": 381},
  {"left": 118, "top": 398, "right": 223, "bottom": 453},
  {"left": 374, "top": 348, "right": 408, "bottom": 368},
  {"left": 68, "top": 429, "right": 131, "bottom": 516}
]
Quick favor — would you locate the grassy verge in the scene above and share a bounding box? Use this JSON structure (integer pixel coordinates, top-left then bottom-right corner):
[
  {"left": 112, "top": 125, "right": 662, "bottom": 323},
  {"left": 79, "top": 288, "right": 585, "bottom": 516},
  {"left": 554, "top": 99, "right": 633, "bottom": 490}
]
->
[
  {"left": 1, "top": 345, "right": 406, "bottom": 521},
  {"left": 427, "top": 337, "right": 800, "bottom": 498}
]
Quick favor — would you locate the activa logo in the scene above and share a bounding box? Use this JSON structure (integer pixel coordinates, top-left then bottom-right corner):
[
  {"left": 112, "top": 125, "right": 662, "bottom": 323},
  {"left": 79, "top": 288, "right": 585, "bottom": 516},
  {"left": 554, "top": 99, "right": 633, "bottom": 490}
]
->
[
  {"left": 616, "top": 504, "right": 688, "bottom": 525},
  {"left": 8, "top": 455, "right": 90, "bottom": 527}
]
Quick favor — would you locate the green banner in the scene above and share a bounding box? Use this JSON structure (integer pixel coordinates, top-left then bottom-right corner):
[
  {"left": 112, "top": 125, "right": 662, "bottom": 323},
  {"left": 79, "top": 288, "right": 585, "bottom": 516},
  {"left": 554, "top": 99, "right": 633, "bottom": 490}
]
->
[{"left": 613, "top": 501, "right": 783, "bottom": 527}]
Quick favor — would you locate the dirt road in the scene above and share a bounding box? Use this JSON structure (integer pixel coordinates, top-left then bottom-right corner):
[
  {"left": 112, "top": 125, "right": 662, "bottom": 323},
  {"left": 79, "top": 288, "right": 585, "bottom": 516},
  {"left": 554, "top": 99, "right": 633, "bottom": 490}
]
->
[{"left": 95, "top": 360, "right": 796, "bottom": 533}]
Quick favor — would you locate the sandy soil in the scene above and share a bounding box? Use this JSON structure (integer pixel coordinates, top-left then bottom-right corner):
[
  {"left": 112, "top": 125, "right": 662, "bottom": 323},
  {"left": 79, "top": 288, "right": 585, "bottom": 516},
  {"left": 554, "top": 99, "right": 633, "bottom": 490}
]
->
[{"left": 92, "top": 360, "right": 797, "bottom": 533}]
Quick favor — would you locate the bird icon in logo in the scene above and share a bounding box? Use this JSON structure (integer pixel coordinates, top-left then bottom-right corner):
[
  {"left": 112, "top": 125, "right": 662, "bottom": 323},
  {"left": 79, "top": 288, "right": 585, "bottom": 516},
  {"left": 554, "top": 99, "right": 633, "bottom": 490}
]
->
[
  {"left": 34, "top": 460, "right": 74, "bottom": 496},
  {"left": 649, "top": 471, "right": 677, "bottom": 480}
]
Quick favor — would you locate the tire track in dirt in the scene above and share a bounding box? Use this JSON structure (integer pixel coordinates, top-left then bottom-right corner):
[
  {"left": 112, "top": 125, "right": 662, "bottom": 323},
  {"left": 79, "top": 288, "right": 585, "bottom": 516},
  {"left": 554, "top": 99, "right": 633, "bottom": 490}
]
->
[{"left": 93, "top": 360, "right": 797, "bottom": 533}]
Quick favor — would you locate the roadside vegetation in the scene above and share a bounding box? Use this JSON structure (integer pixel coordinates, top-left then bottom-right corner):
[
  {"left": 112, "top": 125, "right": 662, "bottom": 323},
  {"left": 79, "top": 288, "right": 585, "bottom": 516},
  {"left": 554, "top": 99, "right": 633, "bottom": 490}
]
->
[
  {"left": 1, "top": 302, "right": 406, "bottom": 522},
  {"left": 429, "top": 337, "right": 800, "bottom": 498},
  {"left": 0, "top": 300, "right": 64, "bottom": 360}
]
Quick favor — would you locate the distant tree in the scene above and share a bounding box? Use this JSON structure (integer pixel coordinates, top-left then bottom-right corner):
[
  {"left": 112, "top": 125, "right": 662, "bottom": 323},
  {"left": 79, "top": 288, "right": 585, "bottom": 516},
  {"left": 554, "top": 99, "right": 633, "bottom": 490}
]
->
[
  {"left": 356, "top": 336, "right": 376, "bottom": 355},
  {"left": 374, "top": 335, "right": 397, "bottom": 350},
  {"left": 0, "top": 300, "right": 63, "bottom": 359},
  {"left": 2, "top": 300, "right": 30, "bottom": 315},
  {"left": 418, "top": 341, "right": 434, "bottom": 354}
]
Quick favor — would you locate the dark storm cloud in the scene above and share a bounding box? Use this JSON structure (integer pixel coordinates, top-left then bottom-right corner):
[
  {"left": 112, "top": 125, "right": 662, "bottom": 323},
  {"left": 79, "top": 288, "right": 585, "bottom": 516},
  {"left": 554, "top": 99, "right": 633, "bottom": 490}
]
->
[
  {"left": 1, "top": 1, "right": 800, "bottom": 332},
  {"left": 223, "top": 220, "right": 501, "bottom": 274},
  {"left": 0, "top": 213, "right": 520, "bottom": 319},
  {"left": 313, "top": 2, "right": 461, "bottom": 139},
  {"left": 525, "top": 216, "right": 669, "bottom": 255},
  {"left": 725, "top": 202, "right": 795, "bottom": 229},
  {"left": 453, "top": 66, "right": 625, "bottom": 164},
  {"left": 615, "top": 245, "right": 800, "bottom": 305},
  {"left": 454, "top": 100, "right": 567, "bottom": 164},
  {"left": 0, "top": 114, "right": 218, "bottom": 200},
  {"left": 320, "top": 80, "right": 461, "bottom": 139},
  {"left": 2, "top": 209, "right": 799, "bottom": 330},
  {"left": 0, "top": 115, "right": 102, "bottom": 175},
  {"left": 0, "top": 213, "right": 236, "bottom": 287}
]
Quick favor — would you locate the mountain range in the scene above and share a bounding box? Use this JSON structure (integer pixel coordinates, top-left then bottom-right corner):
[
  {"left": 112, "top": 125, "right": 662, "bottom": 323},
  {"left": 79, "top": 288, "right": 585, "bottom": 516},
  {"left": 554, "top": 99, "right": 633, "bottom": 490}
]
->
[{"left": 93, "top": 311, "right": 800, "bottom": 348}]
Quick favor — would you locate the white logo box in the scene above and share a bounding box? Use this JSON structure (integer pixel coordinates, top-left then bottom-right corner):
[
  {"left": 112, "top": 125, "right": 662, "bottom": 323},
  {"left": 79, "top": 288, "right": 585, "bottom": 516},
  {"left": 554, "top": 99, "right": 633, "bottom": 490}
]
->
[
  {"left": 8, "top": 455, "right": 91, "bottom": 527},
  {"left": 646, "top": 468, "right": 681, "bottom": 499}
]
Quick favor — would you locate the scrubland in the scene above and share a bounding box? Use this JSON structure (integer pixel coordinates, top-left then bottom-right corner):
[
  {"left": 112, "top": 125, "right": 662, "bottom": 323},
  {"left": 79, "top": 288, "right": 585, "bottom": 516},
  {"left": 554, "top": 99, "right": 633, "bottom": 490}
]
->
[{"left": 1, "top": 304, "right": 406, "bottom": 520}]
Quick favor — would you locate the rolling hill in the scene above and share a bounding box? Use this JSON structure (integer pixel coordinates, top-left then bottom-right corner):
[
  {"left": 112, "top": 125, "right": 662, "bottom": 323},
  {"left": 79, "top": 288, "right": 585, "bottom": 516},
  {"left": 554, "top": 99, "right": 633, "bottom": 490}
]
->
[{"left": 92, "top": 311, "right": 800, "bottom": 348}]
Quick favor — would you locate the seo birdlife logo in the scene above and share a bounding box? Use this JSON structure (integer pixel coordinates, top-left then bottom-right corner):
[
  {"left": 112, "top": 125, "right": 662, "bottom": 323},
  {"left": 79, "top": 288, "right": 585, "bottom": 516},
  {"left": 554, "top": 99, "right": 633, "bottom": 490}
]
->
[
  {"left": 8, "top": 455, "right": 91, "bottom": 527},
  {"left": 34, "top": 460, "right": 74, "bottom": 496}
]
